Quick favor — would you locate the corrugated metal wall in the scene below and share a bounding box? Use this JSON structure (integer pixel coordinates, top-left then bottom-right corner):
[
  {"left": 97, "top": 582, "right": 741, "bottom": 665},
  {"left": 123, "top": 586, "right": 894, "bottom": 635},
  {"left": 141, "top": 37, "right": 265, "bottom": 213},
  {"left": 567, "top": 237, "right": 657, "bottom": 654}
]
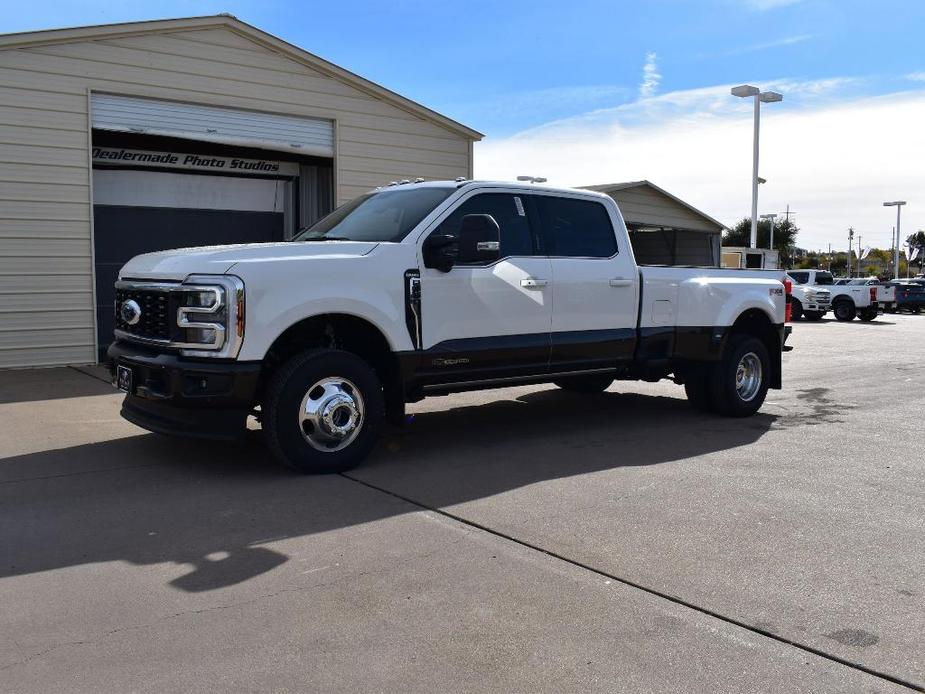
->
[{"left": 0, "top": 26, "right": 473, "bottom": 368}]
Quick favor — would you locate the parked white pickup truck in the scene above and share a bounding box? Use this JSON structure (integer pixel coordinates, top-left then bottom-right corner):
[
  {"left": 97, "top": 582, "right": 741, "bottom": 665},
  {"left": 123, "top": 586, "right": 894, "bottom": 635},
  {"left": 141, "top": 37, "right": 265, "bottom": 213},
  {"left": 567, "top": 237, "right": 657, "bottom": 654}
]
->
[
  {"left": 108, "top": 180, "right": 791, "bottom": 472},
  {"left": 788, "top": 269, "right": 882, "bottom": 321},
  {"left": 845, "top": 277, "right": 896, "bottom": 313},
  {"left": 785, "top": 270, "right": 831, "bottom": 321}
]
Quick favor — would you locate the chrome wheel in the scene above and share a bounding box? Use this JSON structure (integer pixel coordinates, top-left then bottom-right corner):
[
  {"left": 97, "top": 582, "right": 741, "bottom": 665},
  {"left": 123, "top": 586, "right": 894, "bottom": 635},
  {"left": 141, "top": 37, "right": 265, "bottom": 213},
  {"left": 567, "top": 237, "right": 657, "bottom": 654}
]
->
[
  {"left": 298, "top": 377, "right": 365, "bottom": 452},
  {"left": 735, "top": 352, "right": 763, "bottom": 402}
]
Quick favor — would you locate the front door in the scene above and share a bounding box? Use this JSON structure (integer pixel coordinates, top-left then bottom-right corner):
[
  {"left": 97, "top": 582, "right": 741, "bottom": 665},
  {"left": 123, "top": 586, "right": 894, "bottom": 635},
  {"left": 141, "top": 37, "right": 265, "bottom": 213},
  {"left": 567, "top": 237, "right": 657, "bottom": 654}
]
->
[{"left": 418, "top": 191, "right": 553, "bottom": 384}]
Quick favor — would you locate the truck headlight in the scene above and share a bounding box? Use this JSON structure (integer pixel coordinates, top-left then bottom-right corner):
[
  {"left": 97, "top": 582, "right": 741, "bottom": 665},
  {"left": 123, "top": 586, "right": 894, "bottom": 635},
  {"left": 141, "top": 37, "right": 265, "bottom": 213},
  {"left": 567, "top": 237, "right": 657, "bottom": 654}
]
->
[{"left": 175, "top": 275, "right": 245, "bottom": 358}]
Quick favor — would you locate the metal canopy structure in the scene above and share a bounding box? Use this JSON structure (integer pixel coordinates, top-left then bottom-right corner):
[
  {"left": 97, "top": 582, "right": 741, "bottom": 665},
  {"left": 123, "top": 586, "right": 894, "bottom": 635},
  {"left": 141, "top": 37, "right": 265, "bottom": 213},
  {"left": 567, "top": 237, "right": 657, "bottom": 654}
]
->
[{"left": 581, "top": 181, "right": 725, "bottom": 266}]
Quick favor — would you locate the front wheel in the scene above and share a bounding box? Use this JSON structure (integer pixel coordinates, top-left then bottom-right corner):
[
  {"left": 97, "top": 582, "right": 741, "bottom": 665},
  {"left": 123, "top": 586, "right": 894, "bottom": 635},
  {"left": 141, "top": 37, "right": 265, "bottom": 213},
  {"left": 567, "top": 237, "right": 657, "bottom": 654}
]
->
[
  {"left": 710, "top": 335, "right": 770, "bottom": 417},
  {"left": 833, "top": 301, "right": 856, "bottom": 321},
  {"left": 264, "top": 349, "right": 384, "bottom": 474},
  {"left": 790, "top": 299, "right": 803, "bottom": 321},
  {"left": 803, "top": 311, "right": 825, "bottom": 321}
]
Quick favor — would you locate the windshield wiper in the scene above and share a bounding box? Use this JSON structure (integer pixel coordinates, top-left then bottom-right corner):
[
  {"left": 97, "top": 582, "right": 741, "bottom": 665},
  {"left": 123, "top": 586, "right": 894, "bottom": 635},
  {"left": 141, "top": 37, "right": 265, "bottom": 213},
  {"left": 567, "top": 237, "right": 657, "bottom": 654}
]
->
[{"left": 300, "top": 236, "right": 353, "bottom": 242}]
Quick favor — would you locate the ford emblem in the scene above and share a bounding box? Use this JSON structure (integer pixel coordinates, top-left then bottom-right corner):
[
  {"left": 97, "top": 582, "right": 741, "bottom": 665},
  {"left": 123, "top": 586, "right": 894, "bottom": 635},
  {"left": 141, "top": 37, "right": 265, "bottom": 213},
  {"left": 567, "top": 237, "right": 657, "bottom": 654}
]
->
[{"left": 120, "top": 299, "right": 142, "bottom": 326}]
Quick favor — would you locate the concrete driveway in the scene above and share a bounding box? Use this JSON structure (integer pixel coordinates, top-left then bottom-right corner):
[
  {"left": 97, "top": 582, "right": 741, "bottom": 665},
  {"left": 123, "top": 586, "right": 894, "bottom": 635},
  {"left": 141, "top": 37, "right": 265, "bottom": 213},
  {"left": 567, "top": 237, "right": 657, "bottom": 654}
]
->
[{"left": 1, "top": 315, "right": 923, "bottom": 692}]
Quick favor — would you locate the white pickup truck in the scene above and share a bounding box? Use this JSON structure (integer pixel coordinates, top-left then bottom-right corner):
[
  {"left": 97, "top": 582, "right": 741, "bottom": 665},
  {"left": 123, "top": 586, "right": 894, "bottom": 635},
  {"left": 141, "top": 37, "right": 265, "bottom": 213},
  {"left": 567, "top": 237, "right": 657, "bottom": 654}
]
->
[
  {"left": 788, "top": 269, "right": 884, "bottom": 321},
  {"left": 784, "top": 270, "right": 831, "bottom": 321},
  {"left": 108, "top": 180, "right": 791, "bottom": 472},
  {"left": 846, "top": 277, "right": 897, "bottom": 314}
]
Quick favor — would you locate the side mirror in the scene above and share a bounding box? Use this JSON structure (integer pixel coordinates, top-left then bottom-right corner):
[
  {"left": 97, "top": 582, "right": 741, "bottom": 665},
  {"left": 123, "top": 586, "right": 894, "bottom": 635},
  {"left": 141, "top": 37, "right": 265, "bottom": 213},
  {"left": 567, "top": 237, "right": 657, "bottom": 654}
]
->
[
  {"left": 457, "top": 214, "right": 500, "bottom": 264},
  {"left": 422, "top": 233, "right": 458, "bottom": 272}
]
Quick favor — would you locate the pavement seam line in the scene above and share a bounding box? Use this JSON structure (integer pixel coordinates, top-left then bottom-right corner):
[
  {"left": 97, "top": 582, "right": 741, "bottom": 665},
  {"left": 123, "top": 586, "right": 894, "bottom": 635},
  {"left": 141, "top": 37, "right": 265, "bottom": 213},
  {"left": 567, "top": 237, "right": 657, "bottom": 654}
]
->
[
  {"left": 341, "top": 471, "right": 924, "bottom": 693},
  {"left": 0, "top": 463, "right": 163, "bottom": 486},
  {"left": 67, "top": 365, "right": 111, "bottom": 385}
]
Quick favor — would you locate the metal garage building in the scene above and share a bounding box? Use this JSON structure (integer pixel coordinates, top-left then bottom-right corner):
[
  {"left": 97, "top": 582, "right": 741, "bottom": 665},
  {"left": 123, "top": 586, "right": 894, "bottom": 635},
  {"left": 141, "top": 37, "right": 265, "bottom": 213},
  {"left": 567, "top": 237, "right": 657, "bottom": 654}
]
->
[
  {"left": 581, "top": 181, "right": 724, "bottom": 267},
  {"left": 0, "top": 15, "right": 481, "bottom": 368}
]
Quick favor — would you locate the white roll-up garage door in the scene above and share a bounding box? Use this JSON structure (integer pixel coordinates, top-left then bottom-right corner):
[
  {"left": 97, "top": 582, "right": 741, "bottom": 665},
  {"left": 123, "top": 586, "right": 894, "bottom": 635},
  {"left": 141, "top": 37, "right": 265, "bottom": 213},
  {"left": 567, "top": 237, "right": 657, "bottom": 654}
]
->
[{"left": 91, "top": 93, "right": 334, "bottom": 157}]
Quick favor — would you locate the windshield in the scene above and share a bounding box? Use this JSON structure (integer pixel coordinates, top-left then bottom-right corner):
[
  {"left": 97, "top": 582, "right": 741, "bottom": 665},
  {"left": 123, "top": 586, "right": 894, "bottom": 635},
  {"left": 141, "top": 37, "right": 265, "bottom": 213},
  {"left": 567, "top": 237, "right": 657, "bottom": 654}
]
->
[
  {"left": 294, "top": 187, "right": 455, "bottom": 243},
  {"left": 814, "top": 272, "right": 835, "bottom": 285}
]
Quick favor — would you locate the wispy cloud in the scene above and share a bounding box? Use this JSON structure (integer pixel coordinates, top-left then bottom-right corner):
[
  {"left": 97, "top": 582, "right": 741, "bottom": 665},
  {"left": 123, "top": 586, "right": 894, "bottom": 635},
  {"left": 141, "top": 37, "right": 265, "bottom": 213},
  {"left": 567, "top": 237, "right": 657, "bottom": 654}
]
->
[
  {"left": 725, "top": 33, "right": 816, "bottom": 55},
  {"left": 476, "top": 77, "right": 925, "bottom": 250},
  {"left": 907, "top": 72, "right": 925, "bottom": 82},
  {"left": 639, "top": 52, "right": 661, "bottom": 99}
]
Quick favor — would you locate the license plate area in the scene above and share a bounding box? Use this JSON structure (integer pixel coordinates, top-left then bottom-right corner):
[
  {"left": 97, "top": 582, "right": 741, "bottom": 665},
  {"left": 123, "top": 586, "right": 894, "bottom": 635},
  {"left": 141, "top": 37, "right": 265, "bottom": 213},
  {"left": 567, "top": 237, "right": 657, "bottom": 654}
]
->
[{"left": 116, "top": 364, "right": 133, "bottom": 393}]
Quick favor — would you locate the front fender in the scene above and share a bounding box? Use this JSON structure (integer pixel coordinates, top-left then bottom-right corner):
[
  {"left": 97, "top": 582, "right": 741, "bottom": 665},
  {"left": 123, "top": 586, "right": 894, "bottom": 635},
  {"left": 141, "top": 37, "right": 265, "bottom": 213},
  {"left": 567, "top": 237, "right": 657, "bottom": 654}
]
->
[{"left": 232, "top": 245, "right": 417, "bottom": 361}]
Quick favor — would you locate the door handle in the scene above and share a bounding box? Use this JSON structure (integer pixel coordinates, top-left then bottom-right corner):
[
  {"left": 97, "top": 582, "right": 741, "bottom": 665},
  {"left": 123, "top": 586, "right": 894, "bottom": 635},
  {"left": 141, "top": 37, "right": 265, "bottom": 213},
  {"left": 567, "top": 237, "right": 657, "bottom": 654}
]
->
[
  {"left": 521, "top": 278, "right": 548, "bottom": 289},
  {"left": 609, "top": 278, "right": 633, "bottom": 287}
]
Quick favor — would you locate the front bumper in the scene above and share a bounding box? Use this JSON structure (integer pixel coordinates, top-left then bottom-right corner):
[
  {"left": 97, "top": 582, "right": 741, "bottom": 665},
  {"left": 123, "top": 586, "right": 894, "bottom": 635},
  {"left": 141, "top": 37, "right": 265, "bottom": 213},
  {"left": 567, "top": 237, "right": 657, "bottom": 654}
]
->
[{"left": 107, "top": 340, "right": 261, "bottom": 440}]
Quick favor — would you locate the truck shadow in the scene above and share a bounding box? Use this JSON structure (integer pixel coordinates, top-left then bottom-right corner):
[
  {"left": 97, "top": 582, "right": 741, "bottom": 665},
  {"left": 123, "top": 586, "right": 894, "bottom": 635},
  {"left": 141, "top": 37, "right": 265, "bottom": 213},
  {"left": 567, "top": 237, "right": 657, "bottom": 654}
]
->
[{"left": 0, "top": 388, "right": 774, "bottom": 592}]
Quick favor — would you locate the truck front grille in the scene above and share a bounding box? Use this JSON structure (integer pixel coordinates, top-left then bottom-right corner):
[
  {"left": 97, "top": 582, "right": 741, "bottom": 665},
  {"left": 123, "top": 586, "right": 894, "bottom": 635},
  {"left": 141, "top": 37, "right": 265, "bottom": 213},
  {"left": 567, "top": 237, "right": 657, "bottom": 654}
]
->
[{"left": 114, "top": 287, "right": 173, "bottom": 342}]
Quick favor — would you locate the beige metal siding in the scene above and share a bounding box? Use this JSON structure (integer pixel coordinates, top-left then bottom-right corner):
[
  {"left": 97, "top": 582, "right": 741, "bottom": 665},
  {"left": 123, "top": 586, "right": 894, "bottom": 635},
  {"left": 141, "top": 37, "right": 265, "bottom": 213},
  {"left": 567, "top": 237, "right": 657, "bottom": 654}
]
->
[
  {"left": 0, "top": 26, "right": 472, "bottom": 367},
  {"left": 609, "top": 186, "right": 719, "bottom": 233}
]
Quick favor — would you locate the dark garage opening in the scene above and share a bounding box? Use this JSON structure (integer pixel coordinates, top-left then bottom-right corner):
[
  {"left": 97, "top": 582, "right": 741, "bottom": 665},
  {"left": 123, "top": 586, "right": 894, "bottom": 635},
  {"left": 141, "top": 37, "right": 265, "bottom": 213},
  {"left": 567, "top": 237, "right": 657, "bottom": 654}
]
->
[{"left": 92, "top": 131, "right": 333, "bottom": 360}]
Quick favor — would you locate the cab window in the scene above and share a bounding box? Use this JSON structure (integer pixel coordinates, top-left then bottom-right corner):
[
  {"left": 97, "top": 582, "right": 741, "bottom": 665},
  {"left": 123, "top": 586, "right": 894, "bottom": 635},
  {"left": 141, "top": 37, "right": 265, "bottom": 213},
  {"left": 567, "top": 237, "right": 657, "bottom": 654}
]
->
[
  {"left": 435, "top": 193, "right": 537, "bottom": 262},
  {"left": 535, "top": 196, "right": 617, "bottom": 258}
]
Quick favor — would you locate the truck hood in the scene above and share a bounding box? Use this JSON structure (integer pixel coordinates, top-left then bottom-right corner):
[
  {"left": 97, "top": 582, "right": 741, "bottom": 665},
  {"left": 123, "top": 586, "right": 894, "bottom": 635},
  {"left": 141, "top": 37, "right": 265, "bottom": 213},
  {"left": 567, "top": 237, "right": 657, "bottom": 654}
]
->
[{"left": 119, "top": 241, "right": 380, "bottom": 281}]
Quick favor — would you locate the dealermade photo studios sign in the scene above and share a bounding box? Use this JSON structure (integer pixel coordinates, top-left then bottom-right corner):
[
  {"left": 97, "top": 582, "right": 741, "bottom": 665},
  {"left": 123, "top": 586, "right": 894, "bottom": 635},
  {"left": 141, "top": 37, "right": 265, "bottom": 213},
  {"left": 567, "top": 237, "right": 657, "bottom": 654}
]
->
[{"left": 91, "top": 147, "right": 299, "bottom": 176}]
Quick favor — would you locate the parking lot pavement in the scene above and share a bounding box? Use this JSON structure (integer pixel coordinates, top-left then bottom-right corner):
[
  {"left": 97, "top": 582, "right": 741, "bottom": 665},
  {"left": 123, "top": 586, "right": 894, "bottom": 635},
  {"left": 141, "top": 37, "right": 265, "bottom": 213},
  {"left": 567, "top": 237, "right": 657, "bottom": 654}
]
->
[{"left": 0, "top": 316, "right": 922, "bottom": 692}]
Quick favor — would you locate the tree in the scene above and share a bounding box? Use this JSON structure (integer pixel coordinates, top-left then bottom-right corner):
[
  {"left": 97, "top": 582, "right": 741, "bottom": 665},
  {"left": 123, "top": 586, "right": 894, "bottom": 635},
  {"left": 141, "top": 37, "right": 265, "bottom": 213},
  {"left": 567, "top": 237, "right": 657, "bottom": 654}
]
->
[
  {"left": 722, "top": 217, "right": 799, "bottom": 266},
  {"left": 907, "top": 231, "right": 925, "bottom": 274}
]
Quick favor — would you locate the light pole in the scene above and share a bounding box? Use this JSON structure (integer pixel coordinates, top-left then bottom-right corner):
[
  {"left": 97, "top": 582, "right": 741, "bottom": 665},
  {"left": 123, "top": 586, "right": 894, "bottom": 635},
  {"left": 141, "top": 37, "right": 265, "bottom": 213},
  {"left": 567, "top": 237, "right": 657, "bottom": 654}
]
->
[
  {"left": 760, "top": 213, "right": 778, "bottom": 267},
  {"left": 883, "top": 201, "right": 906, "bottom": 280},
  {"left": 847, "top": 227, "right": 854, "bottom": 278},
  {"left": 731, "top": 85, "right": 783, "bottom": 248}
]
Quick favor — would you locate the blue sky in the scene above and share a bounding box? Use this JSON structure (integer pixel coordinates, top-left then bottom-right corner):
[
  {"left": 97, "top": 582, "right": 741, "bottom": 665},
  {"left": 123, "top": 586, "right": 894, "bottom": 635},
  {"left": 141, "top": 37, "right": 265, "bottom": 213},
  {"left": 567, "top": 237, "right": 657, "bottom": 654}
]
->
[{"left": 4, "top": 0, "right": 925, "bottom": 249}]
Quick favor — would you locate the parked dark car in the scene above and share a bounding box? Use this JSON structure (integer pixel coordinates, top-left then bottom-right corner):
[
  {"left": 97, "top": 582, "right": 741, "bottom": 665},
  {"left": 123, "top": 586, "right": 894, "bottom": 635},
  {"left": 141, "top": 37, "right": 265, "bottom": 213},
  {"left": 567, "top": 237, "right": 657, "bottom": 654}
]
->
[{"left": 886, "top": 281, "right": 925, "bottom": 313}]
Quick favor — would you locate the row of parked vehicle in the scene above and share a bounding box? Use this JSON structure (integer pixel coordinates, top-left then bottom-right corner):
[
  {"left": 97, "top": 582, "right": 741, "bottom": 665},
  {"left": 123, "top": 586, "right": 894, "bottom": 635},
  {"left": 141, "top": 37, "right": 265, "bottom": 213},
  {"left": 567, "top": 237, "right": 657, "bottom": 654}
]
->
[{"left": 787, "top": 269, "right": 925, "bottom": 322}]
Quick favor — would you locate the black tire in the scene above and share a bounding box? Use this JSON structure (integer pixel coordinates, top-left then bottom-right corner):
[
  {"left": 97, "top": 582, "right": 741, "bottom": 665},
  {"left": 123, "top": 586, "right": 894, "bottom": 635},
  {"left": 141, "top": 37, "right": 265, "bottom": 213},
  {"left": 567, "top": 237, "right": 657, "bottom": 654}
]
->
[
  {"left": 553, "top": 374, "right": 614, "bottom": 393},
  {"left": 913, "top": 307, "right": 922, "bottom": 314},
  {"left": 683, "top": 367, "right": 715, "bottom": 411},
  {"left": 803, "top": 311, "right": 825, "bottom": 321},
  {"left": 859, "top": 309, "right": 877, "bottom": 322},
  {"left": 709, "top": 334, "right": 770, "bottom": 417},
  {"left": 790, "top": 299, "right": 803, "bottom": 321},
  {"left": 833, "top": 301, "right": 856, "bottom": 321},
  {"left": 263, "top": 349, "right": 384, "bottom": 474}
]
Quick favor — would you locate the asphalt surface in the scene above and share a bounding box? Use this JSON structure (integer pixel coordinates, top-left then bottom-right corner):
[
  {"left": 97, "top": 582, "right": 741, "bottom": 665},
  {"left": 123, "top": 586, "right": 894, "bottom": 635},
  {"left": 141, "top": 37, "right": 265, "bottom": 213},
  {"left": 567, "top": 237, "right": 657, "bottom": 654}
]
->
[{"left": 1, "top": 314, "right": 923, "bottom": 692}]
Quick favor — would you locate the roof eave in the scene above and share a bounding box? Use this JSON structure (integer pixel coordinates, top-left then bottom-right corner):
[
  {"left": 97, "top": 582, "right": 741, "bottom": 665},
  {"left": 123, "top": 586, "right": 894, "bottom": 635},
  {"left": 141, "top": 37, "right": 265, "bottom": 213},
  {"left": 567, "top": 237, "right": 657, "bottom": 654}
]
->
[
  {"left": 0, "top": 14, "right": 484, "bottom": 142},
  {"left": 581, "top": 180, "right": 726, "bottom": 232}
]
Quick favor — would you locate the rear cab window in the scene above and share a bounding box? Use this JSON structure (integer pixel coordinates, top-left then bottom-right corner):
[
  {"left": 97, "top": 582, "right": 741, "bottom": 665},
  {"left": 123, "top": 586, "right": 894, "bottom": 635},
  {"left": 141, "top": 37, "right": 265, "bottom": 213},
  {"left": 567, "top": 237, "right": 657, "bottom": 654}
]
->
[{"left": 536, "top": 195, "right": 617, "bottom": 258}]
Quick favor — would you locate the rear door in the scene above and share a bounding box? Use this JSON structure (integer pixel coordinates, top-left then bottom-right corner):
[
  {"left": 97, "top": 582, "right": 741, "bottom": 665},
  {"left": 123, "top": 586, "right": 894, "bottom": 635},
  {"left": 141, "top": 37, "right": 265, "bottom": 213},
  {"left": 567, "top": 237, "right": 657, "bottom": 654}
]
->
[{"left": 535, "top": 194, "right": 639, "bottom": 372}]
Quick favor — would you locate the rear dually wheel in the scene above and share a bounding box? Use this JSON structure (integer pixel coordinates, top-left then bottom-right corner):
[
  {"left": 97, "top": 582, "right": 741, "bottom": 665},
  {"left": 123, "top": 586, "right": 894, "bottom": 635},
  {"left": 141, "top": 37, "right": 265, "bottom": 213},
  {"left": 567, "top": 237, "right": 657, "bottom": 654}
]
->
[{"left": 710, "top": 335, "right": 770, "bottom": 417}]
